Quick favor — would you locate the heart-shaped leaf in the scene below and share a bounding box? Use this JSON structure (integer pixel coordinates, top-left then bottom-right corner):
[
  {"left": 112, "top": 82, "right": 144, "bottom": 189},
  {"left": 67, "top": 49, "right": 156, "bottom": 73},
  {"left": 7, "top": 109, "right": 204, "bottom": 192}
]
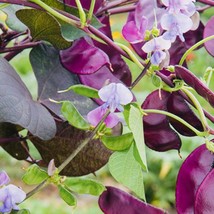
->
[
  {"left": 30, "top": 44, "right": 98, "bottom": 118},
  {"left": 0, "top": 57, "right": 56, "bottom": 140},
  {"left": 0, "top": 123, "right": 28, "bottom": 160},
  {"left": 101, "top": 133, "right": 133, "bottom": 151},
  {"left": 22, "top": 164, "right": 49, "bottom": 185},
  {"left": 16, "top": 9, "right": 70, "bottom": 49},
  {"left": 1, "top": 5, "right": 27, "bottom": 32},
  {"left": 61, "top": 101, "right": 90, "bottom": 130},
  {"left": 58, "top": 185, "right": 76, "bottom": 206},
  {"left": 99, "top": 186, "right": 168, "bottom": 214},
  {"left": 30, "top": 121, "right": 122, "bottom": 176},
  {"left": 108, "top": 144, "right": 145, "bottom": 200},
  {"left": 65, "top": 177, "right": 105, "bottom": 196}
]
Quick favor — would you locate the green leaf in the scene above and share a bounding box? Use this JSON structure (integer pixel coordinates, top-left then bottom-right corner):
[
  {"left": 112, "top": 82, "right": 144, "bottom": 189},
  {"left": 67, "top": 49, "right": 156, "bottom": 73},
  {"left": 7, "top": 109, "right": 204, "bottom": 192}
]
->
[
  {"left": 22, "top": 164, "right": 48, "bottom": 185},
  {"left": 2, "top": 5, "right": 27, "bottom": 32},
  {"left": 129, "top": 105, "right": 147, "bottom": 171},
  {"left": 39, "top": 0, "right": 102, "bottom": 41},
  {"left": 65, "top": 178, "right": 105, "bottom": 196},
  {"left": 61, "top": 101, "right": 90, "bottom": 130},
  {"left": 10, "top": 209, "right": 31, "bottom": 214},
  {"left": 101, "top": 133, "right": 134, "bottom": 151},
  {"left": 152, "top": 75, "right": 162, "bottom": 88},
  {"left": 123, "top": 103, "right": 139, "bottom": 128},
  {"left": 108, "top": 144, "right": 145, "bottom": 200},
  {"left": 59, "top": 84, "right": 99, "bottom": 99},
  {"left": 58, "top": 185, "right": 76, "bottom": 206},
  {"left": 16, "top": 9, "right": 70, "bottom": 49}
]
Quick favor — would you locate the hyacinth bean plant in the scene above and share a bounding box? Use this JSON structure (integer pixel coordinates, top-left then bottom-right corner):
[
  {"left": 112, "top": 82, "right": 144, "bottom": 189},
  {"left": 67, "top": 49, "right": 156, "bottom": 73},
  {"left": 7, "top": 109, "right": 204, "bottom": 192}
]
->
[{"left": 0, "top": 0, "right": 214, "bottom": 213}]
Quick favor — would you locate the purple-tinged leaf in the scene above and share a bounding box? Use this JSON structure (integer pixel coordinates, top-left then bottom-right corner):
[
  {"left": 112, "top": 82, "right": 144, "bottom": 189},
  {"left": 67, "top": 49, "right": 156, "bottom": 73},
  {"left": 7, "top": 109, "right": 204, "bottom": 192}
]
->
[
  {"left": 204, "top": 16, "right": 214, "bottom": 56},
  {"left": 30, "top": 44, "right": 98, "bottom": 118},
  {"left": 30, "top": 121, "right": 122, "bottom": 176},
  {"left": 194, "top": 168, "right": 214, "bottom": 214},
  {"left": 175, "top": 65, "right": 214, "bottom": 107},
  {"left": 0, "top": 57, "right": 56, "bottom": 140},
  {"left": 142, "top": 90, "right": 181, "bottom": 151},
  {"left": 0, "top": 123, "right": 29, "bottom": 160},
  {"left": 167, "top": 92, "right": 203, "bottom": 136},
  {"left": 63, "top": 0, "right": 104, "bottom": 13},
  {"left": 176, "top": 144, "right": 214, "bottom": 214},
  {"left": 60, "top": 37, "right": 111, "bottom": 75},
  {"left": 99, "top": 186, "right": 168, "bottom": 214}
]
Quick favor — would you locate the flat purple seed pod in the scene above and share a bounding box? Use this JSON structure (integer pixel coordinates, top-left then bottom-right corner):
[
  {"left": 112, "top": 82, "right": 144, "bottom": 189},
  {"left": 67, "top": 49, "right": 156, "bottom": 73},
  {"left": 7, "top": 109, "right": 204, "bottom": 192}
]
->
[
  {"left": 94, "top": 16, "right": 132, "bottom": 86},
  {"left": 142, "top": 90, "right": 181, "bottom": 151},
  {"left": 176, "top": 144, "right": 214, "bottom": 214},
  {"left": 194, "top": 168, "right": 214, "bottom": 214},
  {"left": 203, "top": 16, "right": 214, "bottom": 56},
  {"left": 98, "top": 186, "right": 168, "bottom": 214},
  {"left": 167, "top": 92, "right": 203, "bottom": 136},
  {"left": 60, "top": 37, "right": 111, "bottom": 75},
  {"left": 175, "top": 65, "right": 214, "bottom": 107}
]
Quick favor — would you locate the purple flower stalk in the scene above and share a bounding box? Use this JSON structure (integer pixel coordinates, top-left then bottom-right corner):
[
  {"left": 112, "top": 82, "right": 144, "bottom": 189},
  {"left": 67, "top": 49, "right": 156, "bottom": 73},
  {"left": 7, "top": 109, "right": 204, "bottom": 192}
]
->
[
  {"left": 0, "top": 171, "right": 26, "bottom": 213},
  {"left": 87, "top": 83, "right": 133, "bottom": 128},
  {"left": 142, "top": 36, "right": 171, "bottom": 65}
]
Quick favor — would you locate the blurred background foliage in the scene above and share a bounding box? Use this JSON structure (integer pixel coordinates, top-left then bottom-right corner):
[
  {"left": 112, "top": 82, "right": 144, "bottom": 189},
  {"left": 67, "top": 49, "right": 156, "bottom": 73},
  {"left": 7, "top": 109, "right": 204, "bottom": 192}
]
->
[{"left": 0, "top": 5, "right": 214, "bottom": 214}]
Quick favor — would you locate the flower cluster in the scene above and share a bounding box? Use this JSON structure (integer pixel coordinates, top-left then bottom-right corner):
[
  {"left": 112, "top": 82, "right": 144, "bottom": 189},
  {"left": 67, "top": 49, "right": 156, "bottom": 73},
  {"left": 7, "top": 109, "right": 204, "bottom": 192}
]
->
[
  {"left": 0, "top": 171, "right": 26, "bottom": 213},
  {"left": 161, "top": 0, "right": 197, "bottom": 42},
  {"left": 122, "top": 0, "right": 198, "bottom": 66},
  {"left": 87, "top": 83, "right": 133, "bottom": 128}
]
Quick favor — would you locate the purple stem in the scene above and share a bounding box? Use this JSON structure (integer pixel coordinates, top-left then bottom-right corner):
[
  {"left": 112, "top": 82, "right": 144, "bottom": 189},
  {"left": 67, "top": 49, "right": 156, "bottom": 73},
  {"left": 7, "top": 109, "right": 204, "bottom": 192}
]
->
[
  {"left": 131, "top": 61, "right": 151, "bottom": 89},
  {"left": 88, "top": 24, "right": 131, "bottom": 59},
  {"left": 0, "top": 0, "right": 42, "bottom": 9},
  {"left": 197, "top": 0, "right": 214, "bottom": 6},
  {"left": 0, "top": 41, "right": 41, "bottom": 53},
  {"left": 97, "top": 0, "right": 137, "bottom": 15},
  {"left": 0, "top": 137, "right": 21, "bottom": 145},
  {"left": 107, "top": 5, "right": 136, "bottom": 15}
]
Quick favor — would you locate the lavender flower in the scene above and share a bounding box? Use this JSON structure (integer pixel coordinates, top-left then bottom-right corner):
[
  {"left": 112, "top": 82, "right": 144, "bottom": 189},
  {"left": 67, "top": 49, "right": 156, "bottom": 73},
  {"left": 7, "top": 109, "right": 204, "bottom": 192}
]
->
[
  {"left": 0, "top": 171, "right": 26, "bottom": 213},
  {"left": 142, "top": 36, "right": 171, "bottom": 65},
  {"left": 161, "top": 0, "right": 197, "bottom": 42},
  {"left": 87, "top": 83, "right": 133, "bottom": 128}
]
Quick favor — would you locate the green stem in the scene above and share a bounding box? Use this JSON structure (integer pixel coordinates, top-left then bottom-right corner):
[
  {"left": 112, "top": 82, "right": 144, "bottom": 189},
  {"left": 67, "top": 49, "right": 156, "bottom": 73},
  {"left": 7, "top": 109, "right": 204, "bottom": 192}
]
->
[
  {"left": 24, "top": 109, "right": 110, "bottom": 200},
  {"left": 179, "top": 35, "right": 214, "bottom": 65},
  {"left": 75, "top": 0, "right": 86, "bottom": 27},
  {"left": 58, "top": 109, "right": 110, "bottom": 173},
  {"left": 29, "top": 0, "right": 78, "bottom": 26},
  {"left": 181, "top": 87, "right": 208, "bottom": 131},
  {"left": 143, "top": 109, "right": 207, "bottom": 137},
  {"left": 206, "top": 67, "right": 214, "bottom": 87},
  {"left": 115, "top": 42, "right": 145, "bottom": 70},
  {"left": 87, "top": 0, "right": 95, "bottom": 22},
  {"left": 0, "top": 3, "right": 9, "bottom": 9}
]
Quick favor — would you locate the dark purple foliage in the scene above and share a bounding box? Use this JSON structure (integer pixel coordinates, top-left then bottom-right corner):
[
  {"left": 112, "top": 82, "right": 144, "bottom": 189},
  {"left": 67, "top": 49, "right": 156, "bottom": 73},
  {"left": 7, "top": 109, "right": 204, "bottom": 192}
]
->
[
  {"left": 176, "top": 142, "right": 214, "bottom": 214},
  {"left": 175, "top": 65, "right": 214, "bottom": 107},
  {"left": 167, "top": 92, "right": 204, "bottom": 136},
  {"left": 194, "top": 168, "right": 214, "bottom": 213},
  {"left": 204, "top": 16, "right": 214, "bottom": 56},
  {"left": 142, "top": 90, "right": 181, "bottom": 151},
  {"left": 60, "top": 37, "right": 111, "bottom": 75},
  {"left": 99, "top": 186, "right": 168, "bottom": 214}
]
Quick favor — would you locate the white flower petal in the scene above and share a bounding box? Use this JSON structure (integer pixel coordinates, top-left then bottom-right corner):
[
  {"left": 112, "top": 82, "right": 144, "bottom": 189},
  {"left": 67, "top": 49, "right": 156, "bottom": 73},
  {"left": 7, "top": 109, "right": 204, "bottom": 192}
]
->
[{"left": 116, "top": 83, "right": 133, "bottom": 105}]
